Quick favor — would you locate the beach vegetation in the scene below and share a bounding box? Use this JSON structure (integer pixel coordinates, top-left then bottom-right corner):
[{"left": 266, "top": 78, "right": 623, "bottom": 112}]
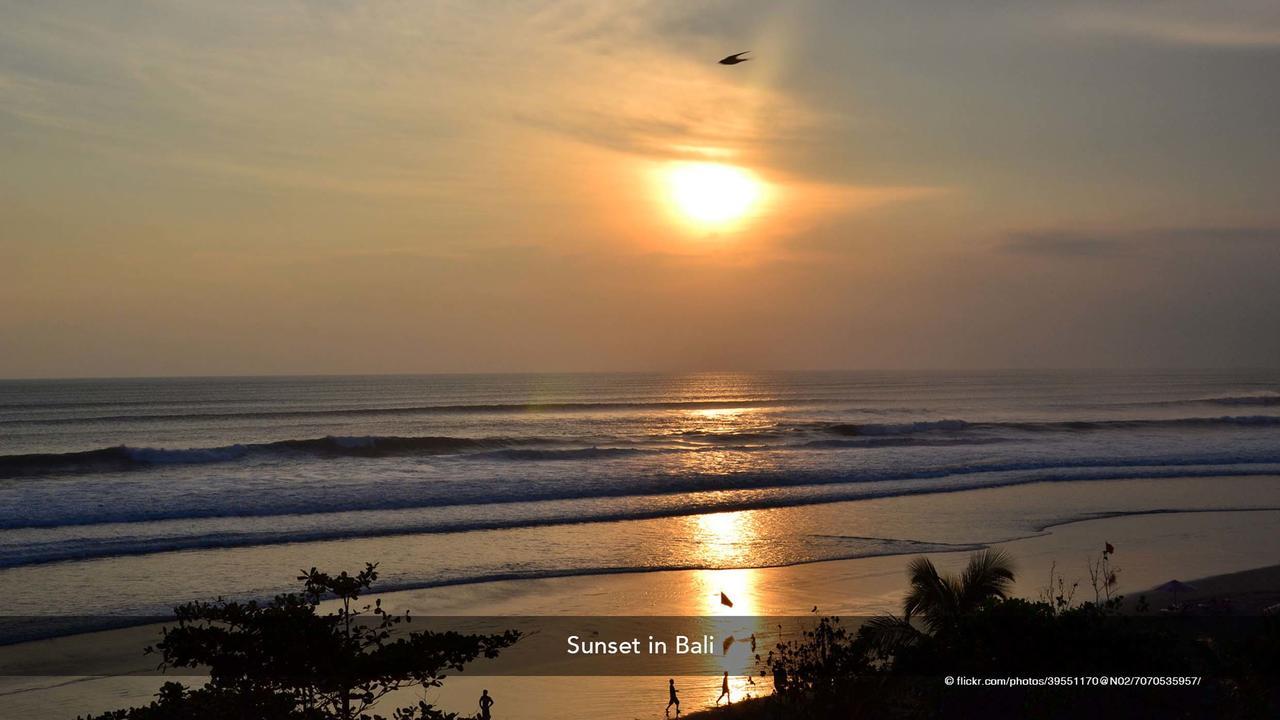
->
[
  {"left": 78, "top": 563, "right": 520, "bottom": 720},
  {"left": 708, "top": 550, "right": 1280, "bottom": 719}
]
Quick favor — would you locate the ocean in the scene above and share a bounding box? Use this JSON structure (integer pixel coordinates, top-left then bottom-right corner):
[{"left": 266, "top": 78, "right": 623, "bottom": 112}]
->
[{"left": 2, "top": 370, "right": 1279, "bottom": 619}]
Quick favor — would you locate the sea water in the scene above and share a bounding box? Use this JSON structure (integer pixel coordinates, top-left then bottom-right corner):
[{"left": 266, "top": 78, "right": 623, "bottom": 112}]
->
[{"left": 2, "top": 370, "right": 1278, "bottom": 619}]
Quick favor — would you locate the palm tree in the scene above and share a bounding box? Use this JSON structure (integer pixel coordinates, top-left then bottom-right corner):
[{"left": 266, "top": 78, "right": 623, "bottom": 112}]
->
[
  {"left": 865, "top": 549, "right": 1016, "bottom": 653},
  {"left": 905, "top": 549, "right": 1016, "bottom": 632}
]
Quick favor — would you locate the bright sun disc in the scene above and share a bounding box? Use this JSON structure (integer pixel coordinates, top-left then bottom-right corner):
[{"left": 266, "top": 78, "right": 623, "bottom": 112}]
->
[{"left": 665, "top": 162, "right": 762, "bottom": 226}]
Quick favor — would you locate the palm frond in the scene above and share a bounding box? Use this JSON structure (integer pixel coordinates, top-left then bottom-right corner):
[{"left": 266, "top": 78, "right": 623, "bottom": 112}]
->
[
  {"left": 899, "top": 550, "right": 1018, "bottom": 635},
  {"left": 958, "top": 549, "right": 1015, "bottom": 611},
  {"left": 862, "top": 614, "right": 923, "bottom": 656},
  {"left": 903, "top": 555, "right": 963, "bottom": 634}
]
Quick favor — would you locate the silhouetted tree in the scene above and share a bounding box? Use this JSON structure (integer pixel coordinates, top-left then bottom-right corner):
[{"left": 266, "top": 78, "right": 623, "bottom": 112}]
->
[
  {"left": 906, "top": 549, "right": 1016, "bottom": 632},
  {"left": 864, "top": 549, "right": 1015, "bottom": 654},
  {"left": 79, "top": 563, "right": 519, "bottom": 720},
  {"left": 752, "top": 551, "right": 1278, "bottom": 719}
]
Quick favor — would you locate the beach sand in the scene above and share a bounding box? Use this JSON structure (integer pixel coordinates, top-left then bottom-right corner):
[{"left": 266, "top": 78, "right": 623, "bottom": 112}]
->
[
  {"left": 1130, "top": 564, "right": 1280, "bottom": 615},
  {"left": 4, "top": 490, "right": 1278, "bottom": 719}
]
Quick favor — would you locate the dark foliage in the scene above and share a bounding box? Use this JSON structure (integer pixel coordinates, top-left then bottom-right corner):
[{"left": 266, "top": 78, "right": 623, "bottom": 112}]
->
[
  {"left": 753, "top": 552, "right": 1280, "bottom": 720},
  {"left": 79, "top": 563, "right": 520, "bottom": 720},
  {"left": 757, "top": 616, "right": 869, "bottom": 716}
]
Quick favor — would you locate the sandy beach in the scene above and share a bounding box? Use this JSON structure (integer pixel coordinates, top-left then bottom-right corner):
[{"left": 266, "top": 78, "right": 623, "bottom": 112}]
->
[{"left": 6, "top": 496, "right": 1277, "bottom": 720}]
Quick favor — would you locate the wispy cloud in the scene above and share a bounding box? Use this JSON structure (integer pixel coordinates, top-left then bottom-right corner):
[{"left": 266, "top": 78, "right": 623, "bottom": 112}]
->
[
  {"left": 0, "top": 0, "right": 834, "bottom": 199},
  {"left": 1062, "top": 1, "right": 1280, "bottom": 48},
  {"left": 496, "top": 2, "right": 826, "bottom": 167},
  {"left": 1001, "top": 225, "right": 1280, "bottom": 257},
  {"left": 1157, "top": 226, "right": 1280, "bottom": 243},
  {"left": 1002, "top": 231, "right": 1126, "bottom": 258}
]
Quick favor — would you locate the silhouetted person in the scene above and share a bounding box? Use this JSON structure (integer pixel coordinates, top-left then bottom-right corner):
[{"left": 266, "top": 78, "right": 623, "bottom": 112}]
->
[
  {"left": 717, "top": 671, "right": 731, "bottom": 705},
  {"left": 666, "top": 678, "right": 680, "bottom": 716},
  {"left": 478, "top": 689, "right": 494, "bottom": 720},
  {"left": 719, "top": 51, "right": 750, "bottom": 65}
]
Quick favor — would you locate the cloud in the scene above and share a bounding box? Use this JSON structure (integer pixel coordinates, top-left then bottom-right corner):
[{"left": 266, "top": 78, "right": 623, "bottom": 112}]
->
[
  {"left": 1157, "top": 226, "right": 1280, "bottom": 243},
  {"left": 500, "top": 7, "right": 827, "bottom": 168},
  {"left": 1001, "top": 231, "right": 1126, "bottom": 257},
  {"left": 1062, "top": 1, "right": 1280, "bottom": 48},
  {"left": 1001, "top": 225, "right": 1280, "bottom": 257},
  {"left": 0, "top": 0, "right": 839, "bottom": 202}
]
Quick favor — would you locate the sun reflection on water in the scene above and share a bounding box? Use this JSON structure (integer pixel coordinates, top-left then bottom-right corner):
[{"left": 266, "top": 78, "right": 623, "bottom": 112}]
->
[
  {"left": 690, "top": 511, "right": 756, "bottom": 570},
  {"left": 686, "top": 511, "right": 763, "bottom": 614}
]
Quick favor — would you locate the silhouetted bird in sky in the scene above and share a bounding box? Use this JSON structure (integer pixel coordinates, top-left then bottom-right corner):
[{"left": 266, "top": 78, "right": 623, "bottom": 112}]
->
[{"left": 719, "top": 51, "right": 750, "bottom": 65}]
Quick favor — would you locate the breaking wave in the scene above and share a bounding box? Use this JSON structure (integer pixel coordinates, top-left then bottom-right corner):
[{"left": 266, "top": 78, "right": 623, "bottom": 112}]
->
[
  {"left": 824, "top": 415, "right": 1280, "bottom": 436},
  {"left": 4, "top": 414, "right": 1279, "bottom": 479},
  {"left": 0, "top": 436, "right": 540, "bottom": 478}
]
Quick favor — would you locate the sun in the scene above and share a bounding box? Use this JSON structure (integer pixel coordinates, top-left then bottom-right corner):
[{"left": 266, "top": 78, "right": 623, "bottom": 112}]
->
[{"left": 664, "top": 162, "right": 763, "bottom": 228}]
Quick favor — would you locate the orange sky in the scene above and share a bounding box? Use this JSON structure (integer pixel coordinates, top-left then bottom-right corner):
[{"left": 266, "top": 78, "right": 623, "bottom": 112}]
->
[{"left": 2, "top": 1, "right": 1278, "bottom": 376}]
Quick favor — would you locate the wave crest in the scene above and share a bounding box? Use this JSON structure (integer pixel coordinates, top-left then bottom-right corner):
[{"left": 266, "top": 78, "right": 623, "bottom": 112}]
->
[
  {"left": 4, "top": 414, "right": 1278, "bottom": 479},
  {"left": 0, "top": 435, "right": 537, "bottom": 478}
]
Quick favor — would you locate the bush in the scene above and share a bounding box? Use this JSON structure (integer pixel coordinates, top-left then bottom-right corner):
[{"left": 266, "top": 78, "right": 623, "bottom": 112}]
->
[
  {"left": 79, "top": 563, "right": 520, "bottom": 720},
  {"left": 754, "top": 552, "right": 1280, "bottom": 719}
]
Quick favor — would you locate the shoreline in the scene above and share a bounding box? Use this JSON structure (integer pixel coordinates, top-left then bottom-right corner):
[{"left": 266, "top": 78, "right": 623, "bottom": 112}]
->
[
  {"left": 5, "top": 506, "right": 1279, "bottom": 719},
  {"left": 3, "top": 498, "right": 1278, "bottom": 646},
  {"left": 11, "top": 469, "right": 1280, "bottom": 572},
  {"left": 8, "top": 474, "right": 1279, "bottom": 619},
  {"left": 9, "top": 502, "right": 1275, "bottom": 644}
]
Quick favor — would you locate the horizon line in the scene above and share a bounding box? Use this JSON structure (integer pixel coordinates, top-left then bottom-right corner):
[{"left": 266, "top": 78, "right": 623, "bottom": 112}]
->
[{"left": 3, "top": 366, "right": 1279, "bottom": 382}]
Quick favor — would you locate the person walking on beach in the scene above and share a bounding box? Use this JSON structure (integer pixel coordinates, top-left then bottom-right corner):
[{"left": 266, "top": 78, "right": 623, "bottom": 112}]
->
[
  {"left": 716, "top": 671, "right": 731, "bottom": 705},
  {"left": 666, "top": 678, "right": 680, "bottom": 716},
  {"left": 478, "top": 689, "right": 494, "bottom": 720}
]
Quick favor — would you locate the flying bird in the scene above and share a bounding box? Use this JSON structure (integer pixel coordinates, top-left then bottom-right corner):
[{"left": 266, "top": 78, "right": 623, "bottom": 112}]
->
[{"left": 719, "top": 51, "right": 750, "bottom": 65}]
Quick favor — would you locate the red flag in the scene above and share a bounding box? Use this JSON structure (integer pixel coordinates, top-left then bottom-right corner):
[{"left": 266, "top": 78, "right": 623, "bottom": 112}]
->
[
  {"left": 1104, "top": 542, "right": 1115, "bottom": 555},
  {"left": 720, "top": 592, "right": 733, "bottom": 608}
]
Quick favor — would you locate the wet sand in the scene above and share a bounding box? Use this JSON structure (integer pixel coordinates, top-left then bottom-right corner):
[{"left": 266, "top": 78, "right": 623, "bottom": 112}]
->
[{"left": 5, "top": 503, "right": 1278, "bottom": 720}]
